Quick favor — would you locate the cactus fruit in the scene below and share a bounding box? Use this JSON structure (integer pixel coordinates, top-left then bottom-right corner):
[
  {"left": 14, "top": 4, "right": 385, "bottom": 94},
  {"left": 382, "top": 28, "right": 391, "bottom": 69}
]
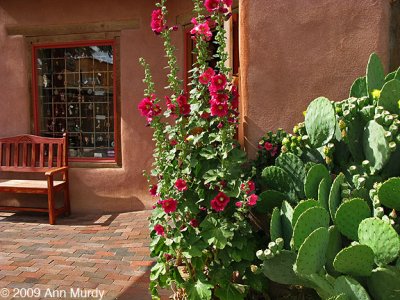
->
[
  {"left": 358, "top": 217, "right": 400, "bottom": 266},
  {"left": 329, "top": 173, "right": 345, "bottom": 221},
  {"left": 292, "top": 207, "right": 330, "bottom": 250},
  {"left": 294, "top": 227, "right": 329, "bottom": 275},
  {"left": 378, "top": 79, "right": 400, "bottom": 114},
  {"left": 366, "top": 53, "right": 385, "bottom": 94},
  {"left": 334, "top": 198, "right": 371, "bottom": 240},
  {"left": 377, "top": 177, "right": 400, "bottom": 210},
  {"left": 304, "top": 164, "right": 331, "bottom": 199},
  {"left": 363, "top": 120, "right": 390, "bottom": 172},
  {"left": 333, "top": 244, "right": 374, "bottom": 276},
  {"left": 305, "top": 97, "right": 337, "bottom": 148}
]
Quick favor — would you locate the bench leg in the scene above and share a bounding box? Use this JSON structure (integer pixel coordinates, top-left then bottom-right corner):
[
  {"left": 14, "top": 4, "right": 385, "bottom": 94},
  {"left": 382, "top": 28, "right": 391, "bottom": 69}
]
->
[
  {"left": 47, "top": 188, "right": 56, "bottom": 225},
  {"left": 64, "top": 184, "right": 71, "bottom": 216}
]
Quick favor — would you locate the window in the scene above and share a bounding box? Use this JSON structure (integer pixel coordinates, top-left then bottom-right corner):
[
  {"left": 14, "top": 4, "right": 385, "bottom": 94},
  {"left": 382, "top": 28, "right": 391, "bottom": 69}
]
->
[{"left": 32, "top": 40, "right": 117, "bottom": 162}]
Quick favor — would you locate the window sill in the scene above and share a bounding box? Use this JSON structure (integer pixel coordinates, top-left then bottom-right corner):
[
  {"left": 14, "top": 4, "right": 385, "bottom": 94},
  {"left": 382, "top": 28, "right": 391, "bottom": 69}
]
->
[{"left": 69, "top": 161, "right": 121, "bottom": 168}]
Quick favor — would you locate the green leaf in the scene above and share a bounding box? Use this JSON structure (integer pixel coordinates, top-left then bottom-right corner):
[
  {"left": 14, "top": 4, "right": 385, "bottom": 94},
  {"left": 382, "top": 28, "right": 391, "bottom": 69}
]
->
[
  {"left": 200, "top": 217, "right": 234, "bottom": 249},
  {"left": 186, "top": 279, "right": 213, "bottom": 300},
  {"left": 214, "top": 283, "right": 246, "bottom": 300}
]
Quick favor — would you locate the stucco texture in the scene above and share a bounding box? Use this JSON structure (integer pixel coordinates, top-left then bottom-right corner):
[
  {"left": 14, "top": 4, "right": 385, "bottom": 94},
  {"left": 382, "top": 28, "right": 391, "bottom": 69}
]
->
[
  {"left": 240, "top": 0, "right": 391, "bottom": 157},
  {"left": 0, "top": 0, "right": 193, "bottom": 213}
]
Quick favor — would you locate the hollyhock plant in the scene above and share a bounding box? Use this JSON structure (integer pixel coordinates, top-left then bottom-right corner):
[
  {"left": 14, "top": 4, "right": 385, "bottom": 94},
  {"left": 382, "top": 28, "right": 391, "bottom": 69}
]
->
[
  {"left": 174, "top": 178, "right": 188, "bottom": 191},
  {"left": 247, "top": 194, "right": 258, "bottom": 206},
  {"left": 141, "top": 0, "right": 263, "bottom": 298},
  {"left": 149, "top": 184, "right": 158, "bottom": 196}
]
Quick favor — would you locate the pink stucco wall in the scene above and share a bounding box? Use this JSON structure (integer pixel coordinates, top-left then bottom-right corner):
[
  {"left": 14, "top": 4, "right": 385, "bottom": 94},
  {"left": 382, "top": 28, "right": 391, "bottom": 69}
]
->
[
  {"left": 0, "top": 0, "right": 194, "bottom": 213},
  {"left": 0, "top": 0, "right": 393, "bottom": 213},
  {"left": 240, "top": 0, "right": 391, "bottom": 157}
]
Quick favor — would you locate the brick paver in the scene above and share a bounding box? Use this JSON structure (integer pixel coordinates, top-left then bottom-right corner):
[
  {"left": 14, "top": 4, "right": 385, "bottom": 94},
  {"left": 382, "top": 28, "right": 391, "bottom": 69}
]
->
[{"left": 0, "top": 211, "right": 169, "bottom": 300}]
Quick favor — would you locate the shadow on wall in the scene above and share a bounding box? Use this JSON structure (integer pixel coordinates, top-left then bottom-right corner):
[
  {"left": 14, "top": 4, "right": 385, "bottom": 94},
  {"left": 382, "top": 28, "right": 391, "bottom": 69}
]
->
[{"left": 243, "top": 116, "right": 267, "bottom": 158}]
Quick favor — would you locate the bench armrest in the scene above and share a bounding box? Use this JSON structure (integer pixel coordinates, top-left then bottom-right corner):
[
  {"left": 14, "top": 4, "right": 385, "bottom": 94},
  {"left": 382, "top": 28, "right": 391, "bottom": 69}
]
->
[{"left": 45, "top": 166, "right": 68, "bottom": 177}]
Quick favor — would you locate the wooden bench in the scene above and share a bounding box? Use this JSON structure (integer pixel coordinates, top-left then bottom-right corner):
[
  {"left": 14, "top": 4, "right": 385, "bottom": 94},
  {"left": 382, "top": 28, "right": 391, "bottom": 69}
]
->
[{"left": 0, "top": 134, "right": 70, "bottom": 224}]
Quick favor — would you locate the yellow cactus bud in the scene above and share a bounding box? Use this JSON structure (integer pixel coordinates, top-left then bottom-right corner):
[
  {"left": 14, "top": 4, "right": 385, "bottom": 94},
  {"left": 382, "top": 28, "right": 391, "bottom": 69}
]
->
[
  {"left": 303, "top": 111, "right": 307, "bottom": 117},
  {"left": 371, "top": 89, "right": 381, "bottom": 99}
]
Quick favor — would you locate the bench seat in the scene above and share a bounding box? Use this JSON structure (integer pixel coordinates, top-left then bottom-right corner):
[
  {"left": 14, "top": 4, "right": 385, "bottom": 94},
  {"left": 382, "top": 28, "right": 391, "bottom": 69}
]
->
[{"left": 0, "top": 179, "right": 66, "bottom": 193}]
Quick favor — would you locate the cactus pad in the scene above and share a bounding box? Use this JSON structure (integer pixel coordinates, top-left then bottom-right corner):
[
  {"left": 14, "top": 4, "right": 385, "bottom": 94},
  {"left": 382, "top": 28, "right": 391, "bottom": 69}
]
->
[
  {"left": 281, "top": 201, "right": 294, "bottom": 250},
  {"left": 261, "top": 166, "right": 297, "bottom": 202},
  {"left": 334, "top": 198, "right": 371, "bottom": 240},
  {"left": 333, "top": 244, "right": 374, "bottom": 277},
  {"left": 378, "top": 79, "right": 400, "bottom": 114},
  {"left": 329, "top": 173, "right": 345, "bottom": 221},
  {"left": 377, "top": 177, "right": 400, "bottom": 210},
  {"left": 326, "top": 226, "right": 343, "bottom": 276},
  {"left": 350, "top": 77, "right": 367, "bottom": 98},
  {"left": 294, "top": 227, "right": 329, "bottom": 275},
  {"left": 276, "top": 152, "right": 306, "bottom": 198},
  {"left": 305, "top": 97, "right": 337, "bottom": 147},
  {"left": 270, "top": 207, "right": 283, "bottom": 241},
  {"left": 292, "top": 199, "right": 319, "bottom": 228},
  {"left": 334, "top": 276, "right": 371, "bottom": 300},
  {"left": 366, "top": 52, "right": 385, "bottom": 93},
  {"left": 358, "top": 217, "right": 400, "bottom": 266},
  {"left": 255, "top": 190, "right": 286, "bottom": 214},
  {"left": 367, "top": 267, "right": 400, "bottom": 300},
  {"left": 318, "top": 177, "right": 331, "bottom": 211},
  {"left": 292, "top": 206, "right": 330, "bottom": 250},
  {"left": 363, "top": 120, "right": 390, "bottom": 172},
  {"left": 305, "top": 164, "right": 331, "bottom": 199},
  {"left": 262, "top": 250, "right": 307, "bottom": 286}
]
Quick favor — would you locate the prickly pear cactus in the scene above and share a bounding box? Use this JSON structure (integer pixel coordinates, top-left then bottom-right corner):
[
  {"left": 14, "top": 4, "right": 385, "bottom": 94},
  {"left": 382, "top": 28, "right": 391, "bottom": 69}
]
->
[{"left": 333, "top": 244, "right": 374, "bottom": 276}]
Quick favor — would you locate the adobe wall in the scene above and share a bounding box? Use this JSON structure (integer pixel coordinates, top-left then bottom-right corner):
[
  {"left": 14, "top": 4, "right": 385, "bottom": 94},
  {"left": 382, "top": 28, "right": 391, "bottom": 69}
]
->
[
  {"left": 0, "top": 0, "right": 192, "bottom": 213},
  {"left": 240, "top": 0, "right": 391, "bottom": 157}
]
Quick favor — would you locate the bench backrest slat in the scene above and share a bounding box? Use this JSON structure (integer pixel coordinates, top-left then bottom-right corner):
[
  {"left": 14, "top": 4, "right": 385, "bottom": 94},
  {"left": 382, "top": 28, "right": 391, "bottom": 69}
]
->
[{"left": 0, "top": 134, "right": 67, "bottom": 172}]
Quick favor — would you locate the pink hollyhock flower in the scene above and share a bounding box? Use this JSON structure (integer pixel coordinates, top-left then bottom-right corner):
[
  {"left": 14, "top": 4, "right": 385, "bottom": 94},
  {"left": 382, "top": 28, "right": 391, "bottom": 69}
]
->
[
  {"left": 164, "top": 253, "right": 173, "bottom": 261},
  {"left": 154, "top": 224, "right": 165, "bottom": 236},
  {"left": 264, "top": 142, "right": 273, "bottom": 151},
  {"left": 149, "top": 184, "right": 158, "bottom": 196},
  {"left": 209, "top": 74, "right": 227, "bottom": 93},
  {"left": 204, "top": 0, "right": 220, "bottom": 12},
  {"left": 210, "top": 192, "right": 230, "bottom": 212},
  {"left": 151, "top": 9, "right": 164, "bottom": 34},
  {"left": 161, "top": 198, "right": 178, "bottom": 214},
  {"left": 247, "top": 194, "right": 258, "bottom": 206},
  {"left": 271, "top": 146, "right": 279, "bottom": 157},
  {"left": 165, "top": 96, "right": 176, "bottom": 111},
  {"left": 235, "top": 201, "right": 243, "bottom": 208},
  {"left": 211, "top": 93, "right": 229, "bottom": 104},
  {"left": 248, "top": 180, "right": 256, "bottom": 193},
  {"left": 223, "top": 0, "right": 233, "bottom": 6},
  {"left": 175, "top": 178, "right": 188, "bottom": 191},
  {"left": 200, "top": 112, "right": 210, "bottom": 119},
  {"left": 199, "top": 67, "right": 215, "bottom": 85},
  {"left": 191, "top": 17, "right": 198, "bottom": 25},
  {"left": 217, "top": 122, "right": 223, "bottom": 129},
  {"left": 190, "top": 22, "right": 212, "bottom": 41},
  {"left": 138, "top": 97, "right": 153, "bottom": 117},
  {"left": 210, "top": 101, "right": 228, "bottom": 117},
  {"left": 190, "top": 219, "right": 199, "bottom": 228},
  {"left": 199, "top": 206, "right": 207, "bottom": 211},
  {"left": 177, "top": 94, "right": 188, "bottom": 105},
  {"left": 179, "top": 103, "right": 191, "bottom": 116},
  {"left": 170, "top": 139, "right": 178, "bottom": 146},
  {"left": 152, "top": 104, "right": 162, "bottom": 117}
]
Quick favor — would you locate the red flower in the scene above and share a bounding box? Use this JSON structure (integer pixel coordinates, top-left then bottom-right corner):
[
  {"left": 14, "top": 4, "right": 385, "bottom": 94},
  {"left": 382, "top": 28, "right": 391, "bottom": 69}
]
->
[
  {"left": 271, "top": 146, "right": 279, "bottom": 157},
  {"left": 210, "top": 101, "right": 228, "bottom": 117},
  {"left": 170, "top": 139, "right": 178, "bottom": 146},
  {"left": 200, "top": 112, "right": 210, "bottom": 119},
  {"left": 223, "top": 0, "right": 233, "bottom": 6},
  {"left": 164, "top": 253, "right": 173, "bottom": 261},
  {"left": 175, "top": 179, "right": 188, "bottom": 191},
  {"left": 264, "top": 142, "right": 273, "bottom": 151},
  {"left": 247, "top": 181, "right": 256, "bottom": 193},
  {"left": 179, "top": 103, "right": 191, "bottom": 116},
  {"left": 151, "top": 9, "right": 165, "bottom": 34},
  {"left": 209, "top": 74, "right": 227, "bottom": 93},
  {"left": 210, "top": 192, "right": 230, "bottom": 212},
  {"left": 231, "top": 86, "right": 239, "bottom": 110},
  {"left": 154, "top": 224, "right": 165, "bottom": 236},
  {"left": 235, "top": 201, "right": 243, "bottom": 208},
  {"left": 161, "top": 198, "right": 178, "bottom": 214},
  {"left": 204, "top": 0, "right": 220, "bottom": 12},
  {"left": 247, "top": 194, "right": 258, "bottom": 206},
  {"left": 165, "top": 96, "right": 176, "bottom": 112},
  {"left": 211, "top": 93, "right": 229, "bottom": 104},
  {"left": 191, "top": 21, "right": 213, "bottom": 41},
  {"left": 190, "top": 219, "right": 199, "bottom": 228},
  {"left": 199, "top": 67, "right": 215, "bottom": 85},
  {"left": 138, "top": 97, "right": 154, "bottom": 117},
  {"left": 177, "top": 94, "right": 188, "bottom": 105},
  {"left": 149, "top": 184, "right": 158, "bottom": 196},
  {"left": 217, "top": 122, "right": 223, "bottom": 129}
]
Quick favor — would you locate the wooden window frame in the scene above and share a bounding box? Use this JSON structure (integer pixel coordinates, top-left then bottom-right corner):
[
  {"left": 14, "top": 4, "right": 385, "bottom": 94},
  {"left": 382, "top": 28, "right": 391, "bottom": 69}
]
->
[{"left": 28, "top": 35, "right": 122, "bottom": 168}]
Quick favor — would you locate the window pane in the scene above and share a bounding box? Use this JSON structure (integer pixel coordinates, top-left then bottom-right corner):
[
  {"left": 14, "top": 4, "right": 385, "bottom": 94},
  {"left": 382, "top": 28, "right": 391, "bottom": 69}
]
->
[{"left": 35, "top": 43, "right": 115, "bottom": 160}]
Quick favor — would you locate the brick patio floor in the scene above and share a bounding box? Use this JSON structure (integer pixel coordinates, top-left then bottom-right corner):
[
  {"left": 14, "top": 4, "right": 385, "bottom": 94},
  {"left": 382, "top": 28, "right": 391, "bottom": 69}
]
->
[{"left": 0, "top": 210, "right": 170, "bottom": 300}]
